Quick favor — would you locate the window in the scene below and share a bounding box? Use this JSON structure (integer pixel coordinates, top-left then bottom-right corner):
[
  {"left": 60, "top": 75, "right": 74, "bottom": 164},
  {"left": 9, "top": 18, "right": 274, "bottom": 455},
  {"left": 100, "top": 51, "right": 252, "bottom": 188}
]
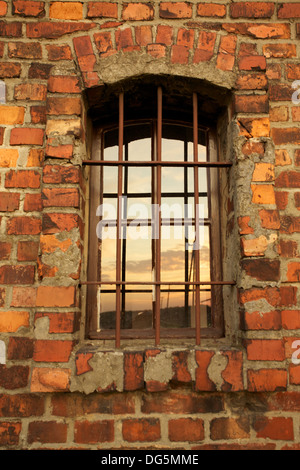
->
[{"left": 83, "top": 82, "right": 233, "bottom": 347}]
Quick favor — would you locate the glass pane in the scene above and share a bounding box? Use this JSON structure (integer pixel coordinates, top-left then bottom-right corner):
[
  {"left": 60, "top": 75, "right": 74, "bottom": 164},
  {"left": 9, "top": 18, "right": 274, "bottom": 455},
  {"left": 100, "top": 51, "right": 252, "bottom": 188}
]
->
[
  {"left": 126, "top": 167, "right": 151, "bottom": 194},
  {"left": 162, "top": 167, "right": 184, "bottom": 193},
  {"left": 99, "top": 292, "right": 116, "bottom": 330},
  {"left": 122, "top": 292, "right": 153, "bottom": 329},
  {"left": 123, "top": 231, "right": 152, "bottom": 285},
  {"left": 188, "top": 289, "right": 212, "bottom": 329},
  {"left": 187, "top": 141, "right": 207, "bottom": 162},
  {"left": 160, "top": 291, "right": 188, "bottom": 328}
]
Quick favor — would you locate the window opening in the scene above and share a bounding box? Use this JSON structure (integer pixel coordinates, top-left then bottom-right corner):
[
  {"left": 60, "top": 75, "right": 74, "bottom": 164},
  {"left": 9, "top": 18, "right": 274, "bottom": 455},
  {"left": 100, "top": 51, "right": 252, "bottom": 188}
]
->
[{"left": 82, "top": 86, "right": 234, "bottom": 347}]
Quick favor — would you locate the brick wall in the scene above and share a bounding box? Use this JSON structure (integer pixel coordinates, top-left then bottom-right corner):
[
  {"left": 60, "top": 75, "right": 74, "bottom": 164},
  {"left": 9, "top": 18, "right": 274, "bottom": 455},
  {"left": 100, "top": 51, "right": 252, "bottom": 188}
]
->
[{"left": 0, "top": 0, "right": 300, "bottom": 449}]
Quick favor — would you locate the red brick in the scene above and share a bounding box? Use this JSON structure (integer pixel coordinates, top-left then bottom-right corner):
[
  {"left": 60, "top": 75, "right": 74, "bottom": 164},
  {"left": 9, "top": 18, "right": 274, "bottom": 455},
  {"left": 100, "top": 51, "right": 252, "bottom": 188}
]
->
[
  {"left": 42, "top": 188, "right": 80, "bottom": 208},
  {"left": 195, "top": 350, "right": 216, "bottom": 391},
  {"left": 46, "top": 44, "right": 72, "bottom": 61},
  {"left": 7, "top": 216, "right": 41, "bottom": 235},
  {"left": 11, "top": 287, "right": 37, "bottom": 307},
  {"left": 73, "top": 35, "right": 96, "bottom": 72},
  {"left": 172, "top": 350, "right": 192, "bottom": 383},
  {"left": 0, "top": 394, "right": 44, "bottom": 417},
  {"left": 270, "top": 84, "right": 293, "bottom": 101},
  {"left": 45, "top": 142, "right": 73, "bottom": 159},
  {"left": 286, "top": 63, "right": 300, "bottom": 80},
  {"left": 74, "top": 420, "right": 114, "bottom": 444},
  {"left": 94, "top": 31, "right": 115, "bottom": 57},
  {"left": 0, "top": 365, "right": 29, "bottom": 389},
  {"left": 0, "top": 422, "right": 21, "bottom": 446},
  {"left": 0, "top": 1, "right": 7, "bottom": 16},
  {"left": 24, "top": 193, "right": 42, "bottom": 212},
  {"left": 87, "top": 2, "right": 118, "bottom": 18},
  {"left": 278, "top": 240, "right": 298, "bottom": 258},
  {"left": 245, "top": 339, "right": 285, "bottom": 361},
  {"left": 124, "top": 352, "right": 144, "bottom": 391},
  {"left": 42, "top": 212, "right": 81, "bottom": 234},
  {"left": 276, "top": 171, "right": 300, "bottom": 188},
  {"left": 0, "top": 62, "right": 21, "bottom": 78},
  {"left": 122, "top": 418, "right": 160, "bottom": 442},
  {"left": 33, "top": 340, "right": 74, "bottom": 362},
  {"left": 253, "top": 417, "right": 294, "bottom": 440},
  {"left": 10, "top": 128, "right": 44, "bottom": 146},
  {"left": 122, "top": 3, "right": 154, "bottom": 21},
  {"left": 147, "top": 43, "right": 166, "bottom": 58},
  {"left": 8, "top": 42, "right": 42, "bottom": 59},
  {"left": 14, "top": 83, "right": 46, "bottom": 101},
  {"left": 217, "top": 35, "right": 237, "bottom": 71},
  {"left": 280, "top": 215, "right": 300, "bottom": 234},
  {"left": 171, "top": 44, "right": 189, "bottom": 64},
  {"left": 28, "top": 421, "right": 67, "bottom": 444},
  {"left": 12, "top": 1, "right": 45, "bottom": 17},
  {"left": 0, "top": 265, "right": 35, "bottom": 284},
  {"left": 115, "top": 27, "right": 135, "bottom": 51},
  {"left": 0, "top": 21, "right": 22, "bottom": 37},
  {"left": 0, "top": 242, "right": 11, "bottom": 261},
  {"left": 48, "top": 75, "right": 78, "bottom": 94},
  {"left": 282, "top": 310, "right": 300, "bottom": 330},
  {"left": 234, "top": 94, "right": 268, "bottom": 113},
  {"left": 278, "top": 3, "right": 300, "bottom": 18},
  {"left": 169, "top": 418, "right": 204, "bottom": 442},
  {"left": 160, "top": 2, "right": 192, "bottom": 18},
  {"left": 28, "top": 62, "right": 53, "bottom": 79},
  {"left": 271, "top": 128, "right": 300, "bottom": 146},
  {"left": 242, "top": 310, "right": 281, "bottom": 331},
  {"left": 35, "top": 312, "right": 79, "bottom": 334},
  {"left": 7, "top": 337, "right": 34, "bottom": 360},
  {"left": 135, "top": 25, "right": 152, "bottom": 46},
  {"left": 248, "top": 368, "right": 287, "bottom": 392},
  {"left": 230, "top": 2, "right": 274, "bottom": 18},
  {"left": 43, "top": 165, "right": 80, "bottom": 184},
  {"left": 31, "top": 105, "right": 46, "bottom": 124},
  {"left": 242, "top": 258, "right": 280, "bottom": 281},
  {"left": 210, "top": 417, "right": 250, "bottom": 440},
  {"left": 0, "top": 192, "right": 20, "bottom": 211},
  {"left": 36, "top": 286, "right": 76, "bottom": 307},
  {"left": 238, "top": 55, "right": 266, "bottom": 71},
  {"left": 263, "top": 43, "right": 296, "bottom": 58},
  {"left": 156, "top": 25, "right": 173, "bottom": 45},
  {"left": 222, "top": 22, "right": 290, "bottom": 39},
  {"left": 26, "top": 21, "right": 96, "bottom": 39},
  {"left": 259, "top": 209, "right": 280, "bottom": 229},
  {"left": 5, "top": 170, "right": 40, "bottom": 188},
  {"left": 193, "top": 31, "right": 216, "bottom": 63},
  {"left": 17, "top": 241, "right": 39, "bottom": 261}
]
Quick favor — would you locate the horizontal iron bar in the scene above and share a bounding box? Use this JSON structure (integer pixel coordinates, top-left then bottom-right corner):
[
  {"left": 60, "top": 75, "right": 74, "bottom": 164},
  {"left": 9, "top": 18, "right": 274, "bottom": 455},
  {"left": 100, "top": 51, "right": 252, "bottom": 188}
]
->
[
  {"left": 82, "top": 160, "right": 232, "bottom": 167},
  {"left": 80, "top": 280, "right": 235, "bottom": 286}
]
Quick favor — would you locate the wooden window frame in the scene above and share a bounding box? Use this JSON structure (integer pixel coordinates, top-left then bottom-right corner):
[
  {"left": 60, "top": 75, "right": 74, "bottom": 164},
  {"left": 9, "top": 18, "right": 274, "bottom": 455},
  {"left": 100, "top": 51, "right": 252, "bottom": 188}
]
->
[{"left": 82, "top": 87, "right": 233, "bottom": 347}]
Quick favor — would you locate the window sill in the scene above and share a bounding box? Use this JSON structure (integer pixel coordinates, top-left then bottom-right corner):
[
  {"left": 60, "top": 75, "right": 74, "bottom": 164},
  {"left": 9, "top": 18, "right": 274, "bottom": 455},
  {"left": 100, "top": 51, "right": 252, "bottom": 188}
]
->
[{"left": 71, "top": 340, "right": 244, "bottom": 394}]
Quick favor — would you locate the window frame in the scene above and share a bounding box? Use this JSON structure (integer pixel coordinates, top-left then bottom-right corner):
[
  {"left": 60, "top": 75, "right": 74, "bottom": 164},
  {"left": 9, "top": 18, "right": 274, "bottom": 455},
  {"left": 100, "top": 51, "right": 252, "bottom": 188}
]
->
[{"left": 83, "top": 87, "right": 233, "bottom": 347}]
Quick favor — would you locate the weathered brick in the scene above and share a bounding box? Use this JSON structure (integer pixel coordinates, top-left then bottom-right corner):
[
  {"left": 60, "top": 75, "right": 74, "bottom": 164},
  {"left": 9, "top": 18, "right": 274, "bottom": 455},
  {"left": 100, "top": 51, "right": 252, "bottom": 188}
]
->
[
  {"left": 7, "top": 337, "right": 34, "bottom": 360},
  {"left": 7, "top": 216, "right": 41, "bottom": 235},
  {"left": 0, "top": 192, "right": 20, "bottom": 212},
  {"left": 0, "top": 21, "right": 22, "bottom": 37},
  {"left": 42, "top": 188, "right": 80, "bottom": 208},
  {"left": 193, "top": 31, "right": 216, "bottom": 63},
  {"left": 26, "top": 21, "right": 95, "bottom": 39},
  {"left": 210, "top": 417, "right": 250, "bottom": 440},
  {"left": 278, "top": 3, "right": 300, "bottom": 18},
  {"left": 0, "top": 365, "right": 29, "bottom": 389},
  {"left": 36, "top": 286, "right": 76, "bottom": 307},
  {"left": 74, "top": 420, "right": 114, "bottom": 444},
  {"left": 0, "top": 265, "right": 35, "bottom": 285},
  {"left": 235, "top": 94, "right": 268, "bottom": 113},
  {"left": 14, "top": 83, "right": 47, "bottom": 101},
  {"left": 0, "top": 422, "right": 21, "bottom": 446},
  {"left": 242, "top": 258, "right": 280, "bottom": 281},
  {"left": 245, "top": 339, "right": 285, "bottom": 361},
  {"left": 33, "top": 340, "right": 74, "bottom": 363},
  {"left": 87, "top": 2, "right": 118, "bottom": 18},
  {"left": 50, "top": 2, "right": 82, "bottom": 20},
  {"left": 46, "top": 97, "right": 81, "bottom": 116},
  {"left": 0, "top": 394, "right": 44, "bottom": 417},
  {"left": 169, "top": 418, "right": 204, "bottom": 442},
  {"left": 30, "top": 367, "right": 71, "bottom": 392},
  {"left": 17, "top": 241, "right": 39, "bottom": 261},
  {"left": 122, "top": 418, "right": 160, "bottom": 442},
  {"left": 122, "top": 3, "right": 154, "bottom": 21},
  {"left": 0, "top": 62, "right": 21, "bottom": 78},
  {"left": 253, "top": 416, "right": 294, "bottom": 440},
  {"left": 0, "top": 242, "right": 11, "bottom": 260},
  {"left": 197, "top": 3, "right": 226, "bottom": 17},
  {"left": 8, "top": 42, "right": 42, "bottom": 59},
  {"left": 12, "top": 1, "right": 45, "bottom": 17},
  {"left": 160, "top": 2, "right": 192, "bottom": 18},
  {"left": 230, "top": 2, "right": 274, "bottom": 18},
  {"left": 5, "top": 170, "right": 40, "bottom": 188},
  {"left": 28, "top": 421, "right": 68, "bottom": 443},
  {"left": 46, "top": 44, "right": 72, "bottom": 61}
]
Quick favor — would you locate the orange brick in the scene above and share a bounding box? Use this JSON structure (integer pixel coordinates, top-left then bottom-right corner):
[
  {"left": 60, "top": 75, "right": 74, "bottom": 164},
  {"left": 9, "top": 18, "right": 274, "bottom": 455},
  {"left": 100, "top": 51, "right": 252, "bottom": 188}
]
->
[
  {"left": 0, "top": 311, "right": 29, "bottom": 332},
  {"left": 252, "top": 163, "right": 275, "bottom": 182},
  {"left": 49, "top": 2, "right": 83, "bottom": 20},
  {"left": 122, "top": 3, "right": 154, "bottom": 21},
  {"left": 36, "top": 286, "right": 76, "bottom": 307},
  {"left": 247, "top": 368, "right": 287, "bottom": 391},
  {"left": 30, "top": 367, "right": 71, "bottom": 392},
  {"left": 0, "top": 149, "right": 19, "bottom": 168},
  {"left": 0, "top": 105, "right": 24, "bottom": 125},
  {"left": 251, "top": 184, "right": 276, "bottom": 204}
]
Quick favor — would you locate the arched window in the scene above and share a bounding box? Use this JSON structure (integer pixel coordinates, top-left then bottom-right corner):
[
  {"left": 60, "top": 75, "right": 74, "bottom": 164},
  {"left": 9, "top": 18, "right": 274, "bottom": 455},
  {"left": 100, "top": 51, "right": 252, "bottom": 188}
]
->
[{"left": 83, "top": 80, "right": 233, "bottom": 347}]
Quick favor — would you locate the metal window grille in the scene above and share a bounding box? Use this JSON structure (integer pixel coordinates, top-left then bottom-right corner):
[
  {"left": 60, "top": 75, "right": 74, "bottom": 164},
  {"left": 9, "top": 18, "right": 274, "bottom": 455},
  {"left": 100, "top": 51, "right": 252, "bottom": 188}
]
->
[{"left": 81, "top": 87, "right": 234, "bottom": 348}]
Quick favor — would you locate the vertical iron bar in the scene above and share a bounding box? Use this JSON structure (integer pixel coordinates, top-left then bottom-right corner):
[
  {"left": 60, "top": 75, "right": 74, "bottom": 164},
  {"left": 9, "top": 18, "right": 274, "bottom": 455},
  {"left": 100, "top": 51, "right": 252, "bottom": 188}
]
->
[
  {"left": 116, "top": 92, "right": 124, "bottom": 348},
  {"left": 184, "top": 141, "right": 189, "bottom": 325},
  {"left": 155, "top": 86, "right": 162, "bottom": 346},
  {"left": 193, "top": 93, "right": 201, "bottom": 345}
]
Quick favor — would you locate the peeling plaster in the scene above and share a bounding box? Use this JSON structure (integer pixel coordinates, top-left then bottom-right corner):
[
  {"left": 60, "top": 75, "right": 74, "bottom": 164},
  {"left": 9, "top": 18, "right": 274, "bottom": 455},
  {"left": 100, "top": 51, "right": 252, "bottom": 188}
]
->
[{"left": 0, "top": 340, "right": 6, "bottom": 364}]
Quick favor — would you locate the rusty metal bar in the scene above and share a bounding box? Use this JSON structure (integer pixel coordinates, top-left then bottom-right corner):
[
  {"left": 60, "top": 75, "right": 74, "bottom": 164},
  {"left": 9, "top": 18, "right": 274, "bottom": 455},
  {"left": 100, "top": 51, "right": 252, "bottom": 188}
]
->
[
  {"left": 83, "top": 160, "right": 232, "bottom": 167},
  {"left": 115, "top": 92, "right": 124, "bottom": 348},
  {"left": 193, "top": 92, "right": 201, "bottom": 346},
  {"left": 155, "top": 86, "right": 162, "bottom": 346},
  {"left": 81, "top": 280, "right": 235, "bottom": 286}
]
